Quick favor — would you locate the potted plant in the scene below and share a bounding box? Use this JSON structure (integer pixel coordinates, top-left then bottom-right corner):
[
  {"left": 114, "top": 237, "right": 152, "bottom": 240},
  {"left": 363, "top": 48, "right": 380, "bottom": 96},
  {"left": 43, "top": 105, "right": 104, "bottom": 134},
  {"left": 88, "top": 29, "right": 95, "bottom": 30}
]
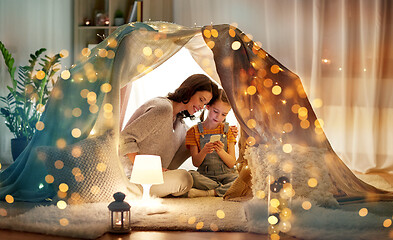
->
[
  {"left": 0, "top": 41, "right": 62, "bottom": 160},
  {"left": 114, "top": 9, "right": 125, "bottom": 26}
]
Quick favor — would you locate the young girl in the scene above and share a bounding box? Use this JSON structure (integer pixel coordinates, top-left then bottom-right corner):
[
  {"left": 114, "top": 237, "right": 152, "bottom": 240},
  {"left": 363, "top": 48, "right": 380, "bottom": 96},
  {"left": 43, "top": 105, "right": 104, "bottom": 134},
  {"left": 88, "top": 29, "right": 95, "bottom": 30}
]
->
[{"left": 185, "top": 89, "right": 238, "bottom": 197}]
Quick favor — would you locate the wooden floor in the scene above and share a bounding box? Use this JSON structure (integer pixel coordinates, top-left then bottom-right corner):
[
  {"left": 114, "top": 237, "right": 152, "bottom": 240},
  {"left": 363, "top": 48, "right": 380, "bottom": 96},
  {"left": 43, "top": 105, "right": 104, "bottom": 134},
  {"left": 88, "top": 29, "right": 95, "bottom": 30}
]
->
[{"left": 0, "top": 229, "right": 300, "bottom": 240}]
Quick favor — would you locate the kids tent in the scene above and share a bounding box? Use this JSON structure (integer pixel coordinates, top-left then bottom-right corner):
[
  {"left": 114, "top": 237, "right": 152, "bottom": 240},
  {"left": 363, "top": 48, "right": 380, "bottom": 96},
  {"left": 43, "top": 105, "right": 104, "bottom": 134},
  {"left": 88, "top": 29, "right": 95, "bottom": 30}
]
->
[{"left": 0, "top": 21, "right": 391, "bottom": 206}]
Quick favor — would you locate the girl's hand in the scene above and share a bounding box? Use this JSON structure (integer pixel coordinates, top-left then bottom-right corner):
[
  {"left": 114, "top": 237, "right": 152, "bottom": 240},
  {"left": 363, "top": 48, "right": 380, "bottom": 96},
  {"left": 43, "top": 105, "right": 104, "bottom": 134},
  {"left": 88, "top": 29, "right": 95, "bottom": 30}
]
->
[
  {"left": 212, "top": 140, "right": 224, "bottom": 153},
  {"left": 202, "top": 142, "right": 215, "bottom": 154},
  {"left": 230, "top": 125, "right": 238, "bottom": 138}
]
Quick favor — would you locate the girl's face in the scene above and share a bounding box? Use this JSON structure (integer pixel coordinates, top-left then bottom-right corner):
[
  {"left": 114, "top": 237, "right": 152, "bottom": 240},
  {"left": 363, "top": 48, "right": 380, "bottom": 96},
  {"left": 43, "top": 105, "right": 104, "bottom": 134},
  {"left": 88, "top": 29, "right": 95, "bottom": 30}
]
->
[
  {"left": 186, "top": 90, "right": 212, "bottom": 115},
  {"left": 206, "top": 100, "right": 231, "bottom": 124}
]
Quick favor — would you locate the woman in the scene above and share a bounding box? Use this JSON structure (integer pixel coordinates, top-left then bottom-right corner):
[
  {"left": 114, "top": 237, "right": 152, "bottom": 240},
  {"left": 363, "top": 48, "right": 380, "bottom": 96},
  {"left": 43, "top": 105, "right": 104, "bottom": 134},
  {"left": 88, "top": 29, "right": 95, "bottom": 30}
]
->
[{"left": 119, "top": 74, "right": 219, "bottom": 197}]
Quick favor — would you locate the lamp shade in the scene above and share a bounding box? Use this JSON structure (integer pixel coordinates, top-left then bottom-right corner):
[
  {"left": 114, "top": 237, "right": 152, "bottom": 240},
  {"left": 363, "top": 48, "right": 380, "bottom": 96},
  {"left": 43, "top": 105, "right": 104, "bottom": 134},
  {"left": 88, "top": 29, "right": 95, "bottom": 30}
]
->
[{"left": 130, "top": 155, "right": 164, "bottom": 185}]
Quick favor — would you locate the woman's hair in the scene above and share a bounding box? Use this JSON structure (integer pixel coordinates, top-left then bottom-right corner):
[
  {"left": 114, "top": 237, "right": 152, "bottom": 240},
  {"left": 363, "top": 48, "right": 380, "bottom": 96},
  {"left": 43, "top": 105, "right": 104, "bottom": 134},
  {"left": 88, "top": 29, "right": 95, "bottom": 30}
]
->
[
  {"left": 168, "top": 74, "right": 219, "bottom": 119},
  {"left": 199, "top": 88, "right": 230, "bottom": 122}
]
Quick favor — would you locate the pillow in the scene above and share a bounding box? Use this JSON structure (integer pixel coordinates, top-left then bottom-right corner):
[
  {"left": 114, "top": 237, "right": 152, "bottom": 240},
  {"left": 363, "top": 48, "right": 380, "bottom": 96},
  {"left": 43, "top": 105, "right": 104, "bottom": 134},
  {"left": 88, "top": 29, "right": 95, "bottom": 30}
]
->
[
  {"left": 245, "top": 143, "right": 339, "bottom": 208},
  {"left": 36, "top": 130, "right": 130, "bottom": 204}
]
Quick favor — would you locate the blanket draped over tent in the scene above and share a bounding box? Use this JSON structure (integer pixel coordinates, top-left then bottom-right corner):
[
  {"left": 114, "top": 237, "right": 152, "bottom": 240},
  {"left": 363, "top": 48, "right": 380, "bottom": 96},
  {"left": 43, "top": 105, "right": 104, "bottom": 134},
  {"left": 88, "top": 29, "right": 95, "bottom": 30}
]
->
[{"left": 0, "top": 22, "right": 392, "bottom": 205}]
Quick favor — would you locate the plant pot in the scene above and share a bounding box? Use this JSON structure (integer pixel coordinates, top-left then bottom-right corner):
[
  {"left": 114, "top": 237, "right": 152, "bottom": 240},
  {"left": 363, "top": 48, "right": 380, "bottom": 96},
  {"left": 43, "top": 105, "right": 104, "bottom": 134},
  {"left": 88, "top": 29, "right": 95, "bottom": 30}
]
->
[{"left": 11, "top": 137, "right": 29, "bottom": 161}]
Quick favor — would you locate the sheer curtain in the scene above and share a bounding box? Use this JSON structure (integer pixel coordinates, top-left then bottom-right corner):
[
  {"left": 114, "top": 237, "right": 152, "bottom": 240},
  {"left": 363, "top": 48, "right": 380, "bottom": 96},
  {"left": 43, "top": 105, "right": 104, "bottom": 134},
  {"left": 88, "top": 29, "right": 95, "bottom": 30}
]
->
[
  {"left": 0, "top": 0, "right": 72, "bottom": 164},
  {"left": 173, "top": 0, "right": 393, "bottom": 174}
]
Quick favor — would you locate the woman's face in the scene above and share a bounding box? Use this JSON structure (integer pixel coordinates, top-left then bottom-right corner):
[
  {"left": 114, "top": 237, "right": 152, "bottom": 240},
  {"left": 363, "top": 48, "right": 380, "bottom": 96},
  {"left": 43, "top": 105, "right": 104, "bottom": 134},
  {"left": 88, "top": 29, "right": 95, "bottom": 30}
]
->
[{"left": 186, "top": 90, "right": 213, "bottom": 115}]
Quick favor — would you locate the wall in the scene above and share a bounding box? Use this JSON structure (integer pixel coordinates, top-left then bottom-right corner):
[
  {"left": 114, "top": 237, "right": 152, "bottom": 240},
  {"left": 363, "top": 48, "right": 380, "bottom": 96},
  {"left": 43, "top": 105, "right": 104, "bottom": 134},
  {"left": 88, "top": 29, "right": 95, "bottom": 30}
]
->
[{"left": 0, "top": 0, "right": 73, "bottom": 164}]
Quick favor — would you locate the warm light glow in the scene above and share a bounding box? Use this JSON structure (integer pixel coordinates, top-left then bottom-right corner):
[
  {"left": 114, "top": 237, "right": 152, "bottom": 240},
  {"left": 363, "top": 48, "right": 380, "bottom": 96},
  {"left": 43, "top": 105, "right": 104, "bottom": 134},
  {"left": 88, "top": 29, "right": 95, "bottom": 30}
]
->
[
  {"left": 206, "top": 41, "right": 215, "bottom": 49},
  {"left": 0, "top": 208, "right": 7, "bottom": 217},
  {"left": 36, "top": 70, "right": 45, "bottom": 80},
  {"left": 89, "top": 104, "right": 99, "bottom": 113},
  {"left": 270, "top": 233, "right": 280, "bottom": 240},
  {"left": 154, "top": 48, "right": 164, "bottom": 58},
  {"left": 5, "top": 195, "right": 14, "bottom": 203},
  {"left": 98, "top": 49, "right": 108, "bottom": 58},
  {"left": 59, "top": 218, "right": 69, "bottom": 226},
  {"left": 81, "top": 48, "right": 91, "bottom": 57},
  {"left": 272, "top": 85, "right": 282, "bottom": 95},
  {"left": 107, "top": 50, "right": 115, "bottom": 59},
  {"left": 196, "top": 222, "right": 204, "bottom": 230},
  {"left": 101, "top": 83, "right": 112, "bottom": 93},
  {"left": 264, "top": 78, "right": 273, "bottom": 88},
  {"left": 247, "top": 86, "right": 257, "bottom": 95},
  {"left": 72, "top": 108, "right": 82, "bottom": 117},
  {"left": 268, "top": 215, "right": 279, "bottom": 225},
  {"left": 210, "top": 223, "right": 219, "bottom": 231},
  {"left": 57, "top": 200, "right": 67, "bottom": 209},
  {"left": 211, "top": 29, "right": 218, "bottom": 38},
  {"left": 96, "top": 162, "right": 107, "bottom": 172},
  {"left": 203, "top": 29, "right": 211, "bottom": 38},
  {"left": 247, "top": 119, "right": 257, "bottom": 128},
  {"left": 302, "top": 201, "right": 312, "bottom": 210},
  {"left": 283, "top": 123, "right": 293, "bottom": 133},
  {"left": 188, "top": 216, "right": 196, "bottom": 224},
  {"left": 216, "top": 210, "right": 226, "bottom": 219},
  {"left": 71, "top": 128, "right": 82, "bottom": 138},
  {"left": 282, "top": 144, "right": 292, "bottom": 153},
  {"left": 300, "top": 120, "right": 310, "bottom": 129},
  {"left": 56, "top": 138, "right": 67, "bottom": 149},
  {"left": 383, "top": 219, "right": 392, "bottom": 228},
  {"left": 313, "top": 98, "right": 323, "bottom": 108},
  {"left": 59, "top": 183, "right": 69, "bottom": 192},
  {"left": 271, "top": 65, "right": 280, "bottom": 74},
  {"left": 104, "top": 103, "right": 113, "bottom": 112},
  {"left": 60, "top": 49, "right": 69, "bottom": 58},
  {"left": 229, "top": 29, "right": 236, "bottom": 37},
  {"left": 359, "top": 208, "right": 368, "bottom": 217},
  {"left": 282, "top": 162, "right": 293, "bottom": 173},
  {"left": 270, "top": 199, "right": 280, "bottom": 208},
  {"left": 231, "top": 41, "right": 241, "bottom": 50},
  {"left": 71, "top": 146, "right": 82, "bottom": 158},
  {"left": 246, "top": 136, "right": 256, "bottom": 146},
  {"left": 256, "top": 190, "right": 266, "bottom": 199},
  {"left": 308, "top": 178, "right": 318, "bottom": 188},
  {"left": 55, "top": 160, "right": 64, "bottom": 169},
  {"left": 80, "top": 89, "right": 89, "bottom": 98},
  {"left": 143, "top": 47, "right": 152, "bottom": 56},
  {"left": 107, "top": 38, "right": 118, "bottom": 48},
  {"left": 36, "top": 121, "right": 45, "bottom": 131},
  {"left": 61, "top": 70, "right": 71, "bottom": 80},
  {"left": 130, "top": 155, "right": 164, "bottom": 185}
]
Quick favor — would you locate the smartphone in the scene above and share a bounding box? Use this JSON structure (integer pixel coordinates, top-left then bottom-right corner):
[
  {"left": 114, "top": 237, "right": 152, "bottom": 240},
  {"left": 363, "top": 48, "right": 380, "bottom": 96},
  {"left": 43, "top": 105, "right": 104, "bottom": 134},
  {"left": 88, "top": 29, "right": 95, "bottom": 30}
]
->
[{"left": 209, "top": 135, "right": 221, "bottom": 143}]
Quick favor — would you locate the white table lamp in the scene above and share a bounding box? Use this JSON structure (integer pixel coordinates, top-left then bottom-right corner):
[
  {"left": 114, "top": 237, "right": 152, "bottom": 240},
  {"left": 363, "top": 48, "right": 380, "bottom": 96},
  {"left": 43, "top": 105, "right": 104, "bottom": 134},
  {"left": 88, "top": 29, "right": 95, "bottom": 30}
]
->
[{"left": 130, "top": 155, "right": 164, "bottom": 200}]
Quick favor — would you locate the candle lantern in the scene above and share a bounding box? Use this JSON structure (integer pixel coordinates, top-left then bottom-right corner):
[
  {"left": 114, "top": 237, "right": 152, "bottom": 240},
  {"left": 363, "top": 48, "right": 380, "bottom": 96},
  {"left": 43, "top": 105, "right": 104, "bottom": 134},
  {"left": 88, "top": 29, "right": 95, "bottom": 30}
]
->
[{"left": 108, "top": 192, "right": 131, "bottom": 233}]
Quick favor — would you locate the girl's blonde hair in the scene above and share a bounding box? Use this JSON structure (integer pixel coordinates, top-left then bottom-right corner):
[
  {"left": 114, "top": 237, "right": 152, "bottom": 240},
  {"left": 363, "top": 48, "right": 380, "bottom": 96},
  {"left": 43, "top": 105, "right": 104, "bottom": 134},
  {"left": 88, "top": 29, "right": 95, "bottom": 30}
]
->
[{"left": 199, "top": 88, "right": 230, "bottom": 122}]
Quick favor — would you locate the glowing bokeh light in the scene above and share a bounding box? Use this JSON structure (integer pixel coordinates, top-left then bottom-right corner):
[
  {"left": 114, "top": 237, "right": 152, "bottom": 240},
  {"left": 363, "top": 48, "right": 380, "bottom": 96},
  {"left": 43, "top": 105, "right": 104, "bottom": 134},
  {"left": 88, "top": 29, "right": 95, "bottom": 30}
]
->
[
  {"left": 188, "top": 216, "right": 196, "bottom": 224},
  {"left": 56, "top": 138, "right": 67, "bottom": 149},
  {"left": 211, "top": 29, "right": 218, "bottom": 38},
  {"left": 231, "top": 41, "right": 241, "bottom": 50},
  {"left": 217, "top": 210, "right": 226, "bottom": 219},
  {"left": 247, "top": 86, "right": 257, "bottom": 95},
  {"left": 256, "top": 190, "right": 266, "bottom": 199},
  {"left": 272, "top": 85, "right": 282, "bottom": 95},
  {"left": 196, "top": 222, "right": 204, "bottom": 230},
  {"left": 270, "top": 199, "right": 280, "bottom": 208},
  {"left": 59, "top": 183, "right": 69, "bottom": 192},
  {"left": 268, "top": 215, "right": 279, "bottom": 225},
  {"left": 0, "top": 208, "right": 7, "bottom": 217},
  {"left": 36, "top": 121, "right": 45, "bottom": 131},
  {"left": 247, "top": 119, "right": 257, "bottom": 128},
  {"left": 143, "top": 47, "right": 152, "bottom": 56},
  {"left": 5, "top": 195, "right": 14, "bottom": 203},
  {"left": 36, "top": 70, "right": 45, "bottom": 80},
  {"left": 101, "top": 83, "right": 112, "bottom": 93},
  {"left": 264, "top": 78, "right": 273, "bottom": 88},
  {"left": 72, "top": 108, "right": 82, "bottom": 117},
  {"left": 359, "top": 208, "right": 368, "bottom": 217},
  {"left": 308, "top": 178, "right": 318, "bottom": 188},
  {"left": 60, "top": 49, "right": 69, "bottom": 58},
  {"left": 55, "top": 160, "right": 64, "bottom": 169},
  {"left": 57, "top": 200, "right": 67, "bottom": 209},
  {"left": 71, "top": 146, "right": 82, "bottom": 158},
  {"left": 81, "top": 48, "right": 91, "bottom": 57},
  {"left": 271, "top": 65, "right": 280, "bottom": 74},
  {"left": 61, "top": 70, "right": 71, "bottom": 80},
  {"left": 96, "top": 162, "right": 107, "bottom": 172},
  {"left": 302, "top": 201, "right": 312, "bottom": 210},
  {"left": 60, "top": 218, "right": 69, "bottom": 226},
  {"left": 71, "top": 128, "right": 82, "bottom": 138},
  {"left": 383, "top": 219, "right": 392, "bottom": 228},
  {"left": 282, "top": 144, "right": 292, "bottom": 153},
  {"left": 210, "top": 223, "right": 219, "bottom": 231},
  {"left": 246, "top": 136, "right": 256, "bottom": 146}
]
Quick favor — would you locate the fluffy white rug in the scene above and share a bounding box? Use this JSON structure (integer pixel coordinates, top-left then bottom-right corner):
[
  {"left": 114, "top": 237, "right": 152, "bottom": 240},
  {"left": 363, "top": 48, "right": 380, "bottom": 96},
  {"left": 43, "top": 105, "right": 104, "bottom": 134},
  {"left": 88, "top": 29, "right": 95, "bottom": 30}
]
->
[
  {"left": 244, "top": 198, "right": 393, "bottom": 240},
  {"left": 0, "top": 197, "right": 247, "bottom": 239}
]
